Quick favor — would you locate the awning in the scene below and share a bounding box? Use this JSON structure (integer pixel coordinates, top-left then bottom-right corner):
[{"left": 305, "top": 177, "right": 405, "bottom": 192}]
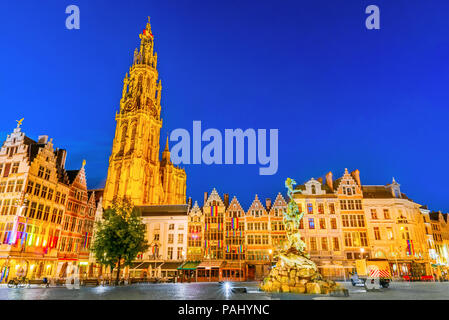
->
[
  {"left": 197, "top": 260, "right": 225, "bottom": 269},
  {"left": 129, "top": 262, "right": 151, "bottom": 269},
  {"left": 178, "top": 261, "right": 201, "bottom": 270},
  {"left": 160, "top": 262, "right": 183, "bottom": 270}
]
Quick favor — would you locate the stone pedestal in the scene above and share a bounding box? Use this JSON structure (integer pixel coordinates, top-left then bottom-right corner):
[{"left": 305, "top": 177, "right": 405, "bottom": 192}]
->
[{"left": 260, "top": 252, "right": 343, "bottom": 295}]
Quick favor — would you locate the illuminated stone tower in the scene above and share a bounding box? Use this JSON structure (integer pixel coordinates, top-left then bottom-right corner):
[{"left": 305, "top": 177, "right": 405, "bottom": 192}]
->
[{"left": 103, "top": 18, "right": 187, "bottom": 208}]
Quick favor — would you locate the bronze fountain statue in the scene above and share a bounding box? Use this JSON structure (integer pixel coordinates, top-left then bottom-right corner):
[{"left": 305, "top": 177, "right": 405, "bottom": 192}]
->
[{"left": 260, "top": 178, "right": 346, "bottom": 295}]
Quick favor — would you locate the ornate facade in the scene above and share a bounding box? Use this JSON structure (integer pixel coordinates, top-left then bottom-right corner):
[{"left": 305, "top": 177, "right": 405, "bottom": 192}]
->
[
  {"left": 103, "top": 18, "right": 186, "bottom": 208},
  {"left": 0, "top": 121, "right": 98, "bottom": 282}
]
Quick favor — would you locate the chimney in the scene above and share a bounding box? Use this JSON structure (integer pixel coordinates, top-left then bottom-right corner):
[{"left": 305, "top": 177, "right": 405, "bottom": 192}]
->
[
  {"left": 204, "top": 192, "right": 208, "bottom": 206},
  {"left": 265, "top": 198, "right": 272, "bottom": 211},
  {"left": 223, "top": 193, "right": 229, "bottom": 208},
  {"left": 325, "top": 172, "right": 333, "bottom": 191},
  {"left": 351, "top": 169, "right": 361, "bottom": 186},
  {"left": 38, "top": 135, "right": 48, "bottom": 144},
  {"left": 56, "top": 148, "right": 67, "bottom": 169}
]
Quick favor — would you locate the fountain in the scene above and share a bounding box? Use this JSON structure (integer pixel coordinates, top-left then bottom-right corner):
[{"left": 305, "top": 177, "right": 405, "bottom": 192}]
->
[{"left": 260, "top": 178, "right": 347, "bottom": 295}]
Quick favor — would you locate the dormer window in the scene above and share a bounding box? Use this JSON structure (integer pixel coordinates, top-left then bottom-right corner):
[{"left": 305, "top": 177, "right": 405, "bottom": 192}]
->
[{"left": 311, "top": 185, "right": 316, "bottom": 194}]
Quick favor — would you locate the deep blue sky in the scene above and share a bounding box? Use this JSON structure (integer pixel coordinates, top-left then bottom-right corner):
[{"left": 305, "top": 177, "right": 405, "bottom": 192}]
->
[{"left": 0, "top": 1, "right": 448, "bottom": 211}]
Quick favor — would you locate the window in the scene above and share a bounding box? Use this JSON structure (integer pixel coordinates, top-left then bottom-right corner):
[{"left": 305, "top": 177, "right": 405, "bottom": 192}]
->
[
  {"left": 154, "top": 234, "right": 159, "bottom": 241},
  {"left": 34, "top": 184, "right": 41, "bottom": 196},
  {"left": 55, "top": 191, "right": 61, "bottom": 204},
  {"left": 77, "top": 219, "right": 83, "bottom": 233},
  {"left": 61, "top": 194, "right": 66, "bottom": 205},
  {"left": 167, "top": 247, "right": 173, "bottom": 260},
  {"left": 308, "top": 218, "right": 315, "bottom": 229},
  {"left": 38, "top": 166, "right": 44, "bottom": 178},
  {"left": 374, "top": 227, "right": 381, "bottom": 240},
  {"left": 321, "top": 237, "right": 328, "bottom": 251},
  {"left": 15, "top": 180, "right": 23, "bottom": 192},
  {"left": 63, "top": 216, "right": 70, "bottom": 230},
  {"left": 6, "top": 181, "right": 15, "bottom": 192},
  {"left": 177, "top": 247, "right": 183, "bottom": 260},
  {"left": 331, "top": 218, "right": 337, "bottom": 229},
  {"left": 178, "top": 234, "right": 184, "bottom": 244},
  {"left": 0, "top": 182, "right": 6, "bottom": 193},
  {"left": 309, "top": 238, "right": 317, "bottom": 251},
  {"left": 36, "top": 204, "right": 44, "bottom": 220},
  {"left": 318, "top": 203, "right": 324, "bottom": 214},
  {"left": 371, "top": 209, "right": 378, "bottom": 219},
  {"left": 26, "top": 181, "right": 34, "bottom": 194},
  {"left": 311, "top": 185, "right": 316, "bottom": 194},
  {"left": 169, "top": 224, "right": 174, "bottom": 230},
  {"left": 48, "top": 189, "right": 54, "bottom": 201},
  {"left": 1, "top": 200, "right": 11, "bottom": 215},
  {"left": 11, "top": 163, "right": 19, "bottom": 174},
  {"left": 41, "top": 186, "right": 48, "bottom": 199},
  {"left": 51, "top": 208, "right": 58, "bottom": 223},
  {"left": 387, "top": 227, "right": 393, "bottom": 240},
  {"left": 333, "top": 237, "right": 340, "bottom": 251},
  {"left": 342, "top": 215, "right": 349, "bottom": 227},
  {"left": 168, "top": 234, "right": 174, "bottom": 244},
  {"left": 340, "top": 200, "right": 347, "bottom": 210},
  {"left": 307, "top": 203, "right": 313, "bottom": 214},
  {"left": 319, "top": 218, "right": 326, "bottom": 229},
  {"left": 329, "top": 203, "right": 335, "bottom": 214},
  {"left": 43, "top": 206, "right": 50, "bottom": 221},
  {"left": 70, "top": 217, "right": 76, "bottom": 232},
  {"left": 29, "top": 202, "right": 37, "bottom": 218},
  {"left": 44, "top": 169, "right": 51, "bottom": 180},
  {"left": 57, "top": 210, "right": 63, "bottom": 224},
  {"left": 383, "top": 209, "right": 390, "bottom": 219}
]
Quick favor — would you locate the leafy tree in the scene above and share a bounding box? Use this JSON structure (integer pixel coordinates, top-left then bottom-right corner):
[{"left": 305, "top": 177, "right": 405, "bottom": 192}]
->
[{"left": 92, "top": 199, "right": 148, "bottom": 285}]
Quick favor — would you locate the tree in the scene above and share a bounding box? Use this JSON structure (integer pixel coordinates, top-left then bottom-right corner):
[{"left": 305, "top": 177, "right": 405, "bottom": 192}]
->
[{"left": 91, "top": 199, "right": 149, "bottom": 285}]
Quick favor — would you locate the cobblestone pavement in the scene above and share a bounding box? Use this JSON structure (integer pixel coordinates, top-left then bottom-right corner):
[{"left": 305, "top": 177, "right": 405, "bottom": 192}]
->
[{"left": 0, "top": 281, "right": 448, "bottom": 300}]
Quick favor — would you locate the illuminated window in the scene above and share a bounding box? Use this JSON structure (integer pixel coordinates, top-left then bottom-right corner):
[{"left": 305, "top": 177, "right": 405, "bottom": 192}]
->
[
  {"left": 319, "top": 218, "right": 326, "bottom": 229},
  {"left": 374, "top": 227, "right": 381, "bottom": 240},
  {"left": 307, "top": 203, "right": 313, "bottom": 214},
  {"left": 308, "top": 218, "right": 315, "bottom": 229},
  {"left": 333, "top": 237, "right": 340, "bottom": 251},
  {"left": 371, "top": 209, "right": 378, "bottom": 219},
  {"left": 38, "top": 166, "right": 44, "bottom": 178},
  {"left": 321, "top": 237, "right": 328, "bottom": 251},
  {"left": 331, "top": 218, "right": 337, "bottom": 229},
  {"left": 318, "top": 203, "right": 324, "bottom": 214}
]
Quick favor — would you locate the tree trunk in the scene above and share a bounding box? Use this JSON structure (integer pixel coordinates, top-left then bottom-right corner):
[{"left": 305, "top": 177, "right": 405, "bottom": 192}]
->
[{"left": 115, "top": 259, "right": 121, "bottom": 286}]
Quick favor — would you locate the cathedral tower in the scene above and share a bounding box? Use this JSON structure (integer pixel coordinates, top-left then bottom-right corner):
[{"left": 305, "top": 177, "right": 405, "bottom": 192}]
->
[{"left": 103, "top": 18, "right": 187, "bottom": 208}]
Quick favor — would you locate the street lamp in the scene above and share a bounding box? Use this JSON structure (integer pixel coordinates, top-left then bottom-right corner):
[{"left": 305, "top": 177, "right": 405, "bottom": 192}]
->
[{"left": 360, "top": 248, "right": 365, "bottom": 259}]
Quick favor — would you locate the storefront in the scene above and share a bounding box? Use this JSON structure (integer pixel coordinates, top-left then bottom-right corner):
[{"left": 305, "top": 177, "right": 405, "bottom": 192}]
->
[
  {"left": 221, "top": 261, "right": 246, "bottom": 282},
  {"left": 160, "top": 262, "right": 182, "bottom": 280},
  {"left": 178, "top": 261, "right": 200, "bottom": 282},
  {"left": 196, "top": 260, "right": 224, "bottom": 282}
]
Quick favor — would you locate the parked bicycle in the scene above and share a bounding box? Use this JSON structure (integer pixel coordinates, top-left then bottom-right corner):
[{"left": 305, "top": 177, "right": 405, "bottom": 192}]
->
[{"left": 7, "top": 277, "right": 29, "bottom": 288}]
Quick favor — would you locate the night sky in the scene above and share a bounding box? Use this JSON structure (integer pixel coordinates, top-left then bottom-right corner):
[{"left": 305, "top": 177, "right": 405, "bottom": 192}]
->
[{"left": 1, "top": 1, "right": 448, "bottom": 211}]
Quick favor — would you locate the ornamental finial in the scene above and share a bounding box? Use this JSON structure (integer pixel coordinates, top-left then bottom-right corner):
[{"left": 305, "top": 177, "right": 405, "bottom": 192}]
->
[{"left": 16, "top": 118, "right": 24, "bottom": 128}]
